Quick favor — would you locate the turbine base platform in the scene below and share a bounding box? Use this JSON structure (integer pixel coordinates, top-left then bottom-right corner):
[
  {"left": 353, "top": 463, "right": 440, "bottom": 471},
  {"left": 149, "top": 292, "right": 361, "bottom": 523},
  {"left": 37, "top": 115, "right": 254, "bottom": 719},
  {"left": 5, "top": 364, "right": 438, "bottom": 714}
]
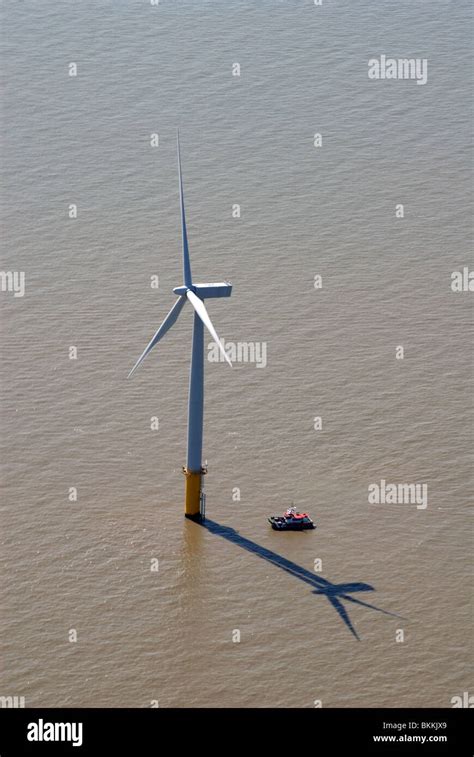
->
[{"left": 182, "top": 466, "right": 207, "bottom": 519}]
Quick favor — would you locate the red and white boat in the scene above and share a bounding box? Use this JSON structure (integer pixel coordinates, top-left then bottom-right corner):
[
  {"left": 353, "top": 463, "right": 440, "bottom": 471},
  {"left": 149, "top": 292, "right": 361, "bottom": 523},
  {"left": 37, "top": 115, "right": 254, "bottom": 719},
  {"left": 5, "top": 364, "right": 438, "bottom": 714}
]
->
[{"left": 268, "top": 506, "right": 315, "bottom": 531}]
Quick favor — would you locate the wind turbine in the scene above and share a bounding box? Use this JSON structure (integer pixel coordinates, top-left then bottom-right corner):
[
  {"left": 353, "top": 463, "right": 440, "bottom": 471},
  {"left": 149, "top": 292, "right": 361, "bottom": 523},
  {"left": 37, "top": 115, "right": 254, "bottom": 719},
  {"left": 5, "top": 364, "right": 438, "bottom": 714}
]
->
[{"left": 128, "top": 132, "right": 233, "bottom": 520}]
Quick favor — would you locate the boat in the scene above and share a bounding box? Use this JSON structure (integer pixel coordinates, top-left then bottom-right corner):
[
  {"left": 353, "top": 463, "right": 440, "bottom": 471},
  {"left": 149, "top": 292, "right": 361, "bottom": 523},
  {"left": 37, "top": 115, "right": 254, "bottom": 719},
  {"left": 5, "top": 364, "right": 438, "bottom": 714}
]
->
[{"left": 268, "top": 506, "right": 315, "bottom": 531}]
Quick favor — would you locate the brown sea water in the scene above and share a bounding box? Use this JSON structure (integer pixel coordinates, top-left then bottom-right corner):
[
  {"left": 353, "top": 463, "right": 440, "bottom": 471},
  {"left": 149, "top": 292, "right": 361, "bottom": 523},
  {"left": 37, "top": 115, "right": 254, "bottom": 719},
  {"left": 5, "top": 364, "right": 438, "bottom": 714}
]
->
[{"left": 1, "top": 0, "right": 472, "bottom": 707}]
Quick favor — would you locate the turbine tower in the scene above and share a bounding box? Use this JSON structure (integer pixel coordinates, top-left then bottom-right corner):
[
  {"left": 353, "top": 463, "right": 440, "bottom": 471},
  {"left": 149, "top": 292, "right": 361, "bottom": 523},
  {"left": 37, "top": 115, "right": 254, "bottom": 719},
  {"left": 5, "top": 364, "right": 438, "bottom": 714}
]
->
[{"left": 128, "top": 132, "right": 232, "bottom": 520}]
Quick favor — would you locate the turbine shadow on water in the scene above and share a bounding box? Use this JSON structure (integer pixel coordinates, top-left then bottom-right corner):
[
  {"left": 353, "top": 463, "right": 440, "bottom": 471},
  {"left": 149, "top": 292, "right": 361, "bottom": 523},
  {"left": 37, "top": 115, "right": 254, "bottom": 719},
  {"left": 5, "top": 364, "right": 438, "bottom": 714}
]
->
[{"left": 200, "top": 519, "right": 404, "bottom": 640}]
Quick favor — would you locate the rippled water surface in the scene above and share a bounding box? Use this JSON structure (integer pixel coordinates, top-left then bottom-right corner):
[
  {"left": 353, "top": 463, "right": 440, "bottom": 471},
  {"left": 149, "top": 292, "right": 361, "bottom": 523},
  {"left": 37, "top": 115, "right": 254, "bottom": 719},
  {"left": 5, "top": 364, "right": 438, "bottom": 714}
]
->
[{"left": 1, "top": 1, "right": 472, "bottom": 707}]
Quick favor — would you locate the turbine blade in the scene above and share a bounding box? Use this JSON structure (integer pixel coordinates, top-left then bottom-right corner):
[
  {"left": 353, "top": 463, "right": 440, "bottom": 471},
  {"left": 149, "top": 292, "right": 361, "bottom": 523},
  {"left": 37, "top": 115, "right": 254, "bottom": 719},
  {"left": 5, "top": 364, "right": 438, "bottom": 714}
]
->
[
  {"left": 177, "top": 130, "right": 193, "bottom": 288},
  {"left": 128, "top": 296, "right": 186, "bottom": 378},
  {"left": 186, "top": 290, "right": 232, "bottom": 368}
]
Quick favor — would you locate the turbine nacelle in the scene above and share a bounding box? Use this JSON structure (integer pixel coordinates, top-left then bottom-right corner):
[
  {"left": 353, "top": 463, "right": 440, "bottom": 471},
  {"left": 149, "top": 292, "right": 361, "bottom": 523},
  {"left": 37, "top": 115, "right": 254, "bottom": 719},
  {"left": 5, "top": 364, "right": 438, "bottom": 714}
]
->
[{"left": 173, "top": 282, "right": 232, "bottom": 299}]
